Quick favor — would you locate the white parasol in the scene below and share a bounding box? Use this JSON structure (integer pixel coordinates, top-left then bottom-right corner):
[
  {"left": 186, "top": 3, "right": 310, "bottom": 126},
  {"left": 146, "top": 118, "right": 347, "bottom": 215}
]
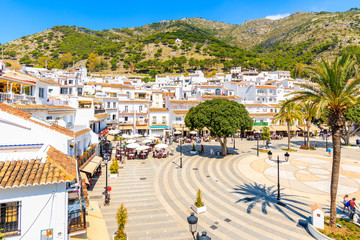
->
[
  {"left": 126, "top": 143, "right": 140, "bottom": 149},
  {"left": 126, "top": 139, "right": 136, "bottom": 144},
  {"left": 155, "top": 144, "right": 168, "bottom": 149},
  {"left": 189, "top": 131, "right": 197, "bottom": 134},
  {"left": 122, "top": 134, "right": 133, "bottom": 139},
  {"left": 143, "top": 139, "right": 153, "bottom": 144},
  {"left": 146, "top": 136, "right": 157, "bottom": 140},
  {"left": 174, "top": 131, "right": 182, "bottom": 135},
  {"left": 132, "top": 133, "right": 142, "bottom": 138},
  {"left": 109, "top": 129, "right": 120, "bottom": 135},
  {"left": 136, "top": 146, "right": 150, "bottom": 151}
]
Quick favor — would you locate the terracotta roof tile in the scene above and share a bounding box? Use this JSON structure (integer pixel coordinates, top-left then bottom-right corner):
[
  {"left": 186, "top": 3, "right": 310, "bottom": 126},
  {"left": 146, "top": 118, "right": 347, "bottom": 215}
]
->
[
  {"left": 169, "top": 100, "right": 200, "bottom": 104},
  {"left": 0, "top": 103, "right": 74, "bottom": 137},
  {"left": 94, "top": 113, "right": 109, "bottom": 120},
  {"left": 173, "top": 110, "right": 189, "bottom": 114},
  {"left": 149, "top": 108, "right": 168, "bottom": 112},
  {"left": 11, "top": 104, "right": 75, "bottom": 110},
  {"left": 75, "top": 128, "right": 92, "bottom": 137},
  {"left": 0, "top": 146, "right": 76, "bottom": 189}
]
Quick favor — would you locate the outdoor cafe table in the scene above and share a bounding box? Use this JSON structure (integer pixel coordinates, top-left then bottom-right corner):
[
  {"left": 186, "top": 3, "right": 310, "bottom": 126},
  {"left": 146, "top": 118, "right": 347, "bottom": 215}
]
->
[{"left": 128, "top": 154, "right": 135, "bottom": 159}]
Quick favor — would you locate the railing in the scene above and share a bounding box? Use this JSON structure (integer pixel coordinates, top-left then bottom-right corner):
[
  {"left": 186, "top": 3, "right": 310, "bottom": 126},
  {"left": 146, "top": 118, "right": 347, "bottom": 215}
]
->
[
  {"left": 136, "top": 120, "right": 148, "bottom": 125},
  {"left": 68, "top": 206, "right": 86, "bottom": 235},
  {"left": 77, "top": 145, "right": 97, "bottom": 167},
  {"left": 95, "top": 109, "right": 106, "bottom": 114},
  {"left": 0, "top": 92, "right": 36, "bottom": 104},
  {"left": 152, "top": 122, "right": 168, "bottom": 126}
]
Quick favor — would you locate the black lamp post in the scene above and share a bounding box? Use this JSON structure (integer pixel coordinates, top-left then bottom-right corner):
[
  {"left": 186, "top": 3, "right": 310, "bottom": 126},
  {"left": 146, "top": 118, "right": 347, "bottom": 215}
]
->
[
  {"left": 187, "top": 213, "right": 211, "bottom": 240},
  {"left": 325, "top": 131, "right": 328, "bottom": 152},
  {"left": 267, "top": 151, "right": 289, "bottom": 203},
  {"left": 257, "top": 137, "right": 259, "bottom": 157},
  {"left": 303, "top": 130, "right": 306, "bottom": 146},
  {"left": 103, "top": 153, "right": 110, "bottom": 205},
  {"left": 180, "top": 124, "right": 184, "bottom": 168},
  {"left": 233, "top": 135, "right": 236, "bottom": 149}
]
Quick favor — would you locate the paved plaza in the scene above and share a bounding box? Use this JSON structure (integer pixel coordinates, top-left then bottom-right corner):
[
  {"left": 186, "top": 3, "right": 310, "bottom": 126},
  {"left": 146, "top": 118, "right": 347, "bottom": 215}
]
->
[{"left": 88, "top": 136, "right": 360, "bottom": 239}]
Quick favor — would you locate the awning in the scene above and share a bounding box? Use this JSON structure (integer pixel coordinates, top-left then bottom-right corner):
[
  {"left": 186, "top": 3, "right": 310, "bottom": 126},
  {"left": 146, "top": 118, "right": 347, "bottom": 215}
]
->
[
  {"left": 119, "top": 125, "right": 133, "bottom": 130},
  {"left": 252, "top": 125, "right": 265, "bottom": 131},
  {"left": 297, "top": 125, "right": 321, "bottom": 132},
  {"left": 270, "top": 125, "right": 290, "bottom": 131},
  {"left": 80, "top": 172, "right": 89, "bottom": 185},
  {"left": 80, "top": 156, "right": 102, "bottom": 175},
  {"left": 136, "top": 125, "right": 150, "bottom": 130}
]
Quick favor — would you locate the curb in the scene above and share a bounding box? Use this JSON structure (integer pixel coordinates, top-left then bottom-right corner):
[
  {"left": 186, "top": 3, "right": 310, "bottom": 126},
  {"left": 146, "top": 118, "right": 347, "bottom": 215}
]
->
[{"left": 306, "top": 222, "right": 333, "bottom": 240}]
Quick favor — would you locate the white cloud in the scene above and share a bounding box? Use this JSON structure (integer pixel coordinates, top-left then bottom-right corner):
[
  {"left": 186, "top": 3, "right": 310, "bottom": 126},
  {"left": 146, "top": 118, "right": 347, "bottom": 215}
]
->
[{"left": 265, "top": 13, "right": 290, "bottom": 20}]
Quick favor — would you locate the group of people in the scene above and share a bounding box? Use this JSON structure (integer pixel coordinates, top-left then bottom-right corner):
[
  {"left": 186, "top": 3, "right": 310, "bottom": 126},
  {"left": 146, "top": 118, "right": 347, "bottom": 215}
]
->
[{"left": 343, "top": 195, "right": 360, "bottom": 224}]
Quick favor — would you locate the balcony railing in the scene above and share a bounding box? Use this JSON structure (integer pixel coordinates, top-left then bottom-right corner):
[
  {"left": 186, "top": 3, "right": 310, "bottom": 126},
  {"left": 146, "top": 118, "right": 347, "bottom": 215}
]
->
[
  {"left": 77, "top": 145, "right": 97, "bottom": 167},
  {"left": 68, "top": 206, "right": 86, "bottom": 235},
  {"left": 0, "top": 92, "right": 36, "bottom": 104},
  {"left": 152, "top": 122, "right": 168, "bottom": 126}
]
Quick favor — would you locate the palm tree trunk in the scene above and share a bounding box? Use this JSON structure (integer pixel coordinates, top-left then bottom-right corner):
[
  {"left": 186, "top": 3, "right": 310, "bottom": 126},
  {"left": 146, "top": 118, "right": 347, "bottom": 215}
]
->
[
  {"left": 287, "top": 122, "right": 291, "bottom": 150},
  {"left": 329, "top": 125, "right": 342, "bottom": 228},
  {"left": 307, "top": 119, "right": 311, "bottom": 148}
]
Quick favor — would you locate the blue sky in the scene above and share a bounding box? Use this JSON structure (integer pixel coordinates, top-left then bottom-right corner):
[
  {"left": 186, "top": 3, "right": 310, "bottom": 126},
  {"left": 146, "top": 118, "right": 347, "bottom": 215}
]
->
[{"left": 1, "top": 0, "right": 358, "bottom": 44}]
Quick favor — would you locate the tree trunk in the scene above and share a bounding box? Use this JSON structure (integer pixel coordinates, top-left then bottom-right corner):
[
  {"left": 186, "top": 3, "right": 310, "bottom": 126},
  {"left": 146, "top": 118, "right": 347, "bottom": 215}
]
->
[
  {"left": 217, "top": 135, "right": 227, "bottom": 156},
  {"left": 329, "top": 125, "right": 342, "bottom": 228},
  {"left": 287, "top": 122, "right": 291, "bottom": 150},
  {"left": 307, "top": 119, "right": 311, "bottom": 148}
]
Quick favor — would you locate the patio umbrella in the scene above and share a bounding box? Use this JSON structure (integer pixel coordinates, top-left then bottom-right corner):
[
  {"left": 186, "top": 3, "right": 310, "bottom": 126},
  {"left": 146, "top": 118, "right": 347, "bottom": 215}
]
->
[
  {"left": 189, "top": 131, "right": 197, "bottom": 134},
  {"left": 155, "top": 144, "right": 168, "bottom": 149},
  {"left": 126, "top": 139, "right": 136, "bottom": 144},
  {"left": 143, "top": 139, "right": 153, "bottom": 144},
  {"left": 152, "top": 134, "right": 161, "bottom": 138},
  {"left": 109, "top": 129, "right": 120, "bottom": 135},
  {"left": 146, "top": 136, "right": 157, "bottom": 140},
  {"left": 132, "top": 133, "right": 142, "bottom": 138},
  {"left": 136, "top": 146, "right": 150, "bottom": 151},
  {"left": 122, "top": 134, "right": 133, "bottom": 138},
  {"left": 126, "top": 143, "right": 140, "bottom": 149},
  {"left": 174, "top": 131, "right": 181, "bottom": 135}
]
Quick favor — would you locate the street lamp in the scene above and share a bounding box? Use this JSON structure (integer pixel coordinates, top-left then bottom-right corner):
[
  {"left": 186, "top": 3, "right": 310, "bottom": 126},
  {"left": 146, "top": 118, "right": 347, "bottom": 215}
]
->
[
  {"left": 257, "top": 137, "right": 259, "bottom": 157},
  {"left": 267, "top": 151, "right": 289, "bottom": 204},
  {"left": 103, "top": 153, "right": 110, "bottom": 205},
  {"left": 187, "top": 213, "right": 211, "bottom": 240},
  {"left": 325, "top": 130, "right": 328, "bottom": 152},
  {"left": 179, "top": 124, "right": 184, "bottom": 168},
  {"left": 233, "top": 135, "right": 236, "bottom": 149}
]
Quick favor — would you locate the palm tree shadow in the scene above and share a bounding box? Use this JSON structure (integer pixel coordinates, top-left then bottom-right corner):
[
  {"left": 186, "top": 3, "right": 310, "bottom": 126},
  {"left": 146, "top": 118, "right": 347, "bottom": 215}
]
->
[{"left": 233, "top": 182, "right": 310, "bottom": 222}]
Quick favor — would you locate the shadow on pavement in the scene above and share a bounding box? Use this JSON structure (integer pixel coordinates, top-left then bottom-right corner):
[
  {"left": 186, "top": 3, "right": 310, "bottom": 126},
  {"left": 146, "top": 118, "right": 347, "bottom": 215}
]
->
[{"left": 233, "top": 182, "right": 310, "bottom": 223}]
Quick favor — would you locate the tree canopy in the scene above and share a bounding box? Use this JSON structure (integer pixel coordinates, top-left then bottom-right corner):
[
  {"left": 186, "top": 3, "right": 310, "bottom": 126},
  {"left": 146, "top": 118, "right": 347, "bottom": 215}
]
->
[{"left": 185, "top": 98, "right": 252, "bottom": 155}]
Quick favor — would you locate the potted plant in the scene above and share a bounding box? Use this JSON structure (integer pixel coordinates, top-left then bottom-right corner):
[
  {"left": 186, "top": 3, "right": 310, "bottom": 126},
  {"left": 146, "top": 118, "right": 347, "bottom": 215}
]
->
[
  {"left": 190, "top": 143, "right": 197, "bottom": 155},
  {"left": 114, "top": 204, "right": 128, "bottom": 240},
  {"left": 191, "top": 189, "right": 206, "bottom": 214},
  {"left": 109, "top": 159, "right": 119, "bottom": 178}
]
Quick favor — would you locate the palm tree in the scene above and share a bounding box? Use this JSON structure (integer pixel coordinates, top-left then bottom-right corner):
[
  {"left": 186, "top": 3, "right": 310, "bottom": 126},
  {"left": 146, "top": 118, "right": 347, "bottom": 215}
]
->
[
  {"left": 301, "top": 102, "right": 320, "bottom": 148},
  {"left": 290, "top": 55, "right": 360, "bottom": 228},
  {"left": 272, "top": 99, "right": 303, "bottom": 150}
]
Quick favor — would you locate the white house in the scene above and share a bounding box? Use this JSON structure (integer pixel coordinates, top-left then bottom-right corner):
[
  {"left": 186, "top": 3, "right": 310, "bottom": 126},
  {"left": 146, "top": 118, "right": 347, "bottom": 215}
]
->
[
  {"left": 149, "top": 108, "right": 170, "bottom": 136},
  {"left": 0, "top": 144, "right": 86, "bottom": 240}
]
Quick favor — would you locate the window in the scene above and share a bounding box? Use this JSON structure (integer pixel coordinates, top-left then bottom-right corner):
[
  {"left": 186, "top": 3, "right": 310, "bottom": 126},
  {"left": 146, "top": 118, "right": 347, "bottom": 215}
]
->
[
  {"left": 162, "top": 116, "right": 166, "bottom": 124},
  {"left": 46, "top": 116, "right": 53, "bottom": 120},
  {"left": 39, "top": 88, "right": 44, "bottom": 98},
  {"left": 69, "top": 88, "right": 72, "bottom": 94},
  {"left": 124, "top": 116, "right": 128, "bottom": 121},
  {"left": 48, "top": 89, "right": 53, "bottom": 93},
  {"left": 152, "top": 116, "right": 157, "bottom": 124},
  {"left": 107, "top": 102, "right": 111, "bottom": 108},
  {"left": 0, "top": 201, "right": 21, "bottom": 234},
  {"left": 112, "top": 114, "right": 116, "bottom": 120},
  {"left": 176, "top": 117, "right": 181, "bottom": 121},
  {"left": 139, "top": 106, "right": 143, "bottom": 112},
  {"left": 124, "top": 106, "right": 128, "bottom": 113},
  {"left": 60, "top": 88, "right": 68, "bottom": 94},
  {"left": 113, "top": 102, "right": 116, "bottom": 109}
]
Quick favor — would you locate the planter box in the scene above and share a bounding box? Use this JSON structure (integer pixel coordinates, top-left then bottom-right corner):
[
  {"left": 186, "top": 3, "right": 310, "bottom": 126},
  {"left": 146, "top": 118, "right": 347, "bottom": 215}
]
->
[
  {"left": 113, "top": 235, "right": 128, "bottom": 240},
  {"left": 110, "top": 173, "right": 118, "bottom": 179},
  {"left": 191, "top": 204, "right": 206, "bottom": 214},
  {"left": 307, "top": 222, "right": 333, "bottom": 240},
  {"left": 190, "top": 151, "right": 197, "bottom": 155}
]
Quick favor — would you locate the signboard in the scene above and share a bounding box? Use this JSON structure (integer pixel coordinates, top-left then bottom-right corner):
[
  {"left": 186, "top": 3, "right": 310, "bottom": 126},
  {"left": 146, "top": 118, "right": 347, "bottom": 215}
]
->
[
  {"left": 41, "top": 229, "right": 53, "bottom": 240},
  {"left": 253, "top": 122, "right": 268, "bottom": 126}
]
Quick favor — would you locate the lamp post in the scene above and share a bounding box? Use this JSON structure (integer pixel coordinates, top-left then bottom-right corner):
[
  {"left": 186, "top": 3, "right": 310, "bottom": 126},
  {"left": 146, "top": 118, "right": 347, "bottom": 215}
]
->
[
  {"left": 303, "top": 130, "right": 306, "bottom": 146},
  {"left": 267, "top": 151, "right": 289, "bottom": 203},
  {"left": 103, "top": 153, "right": 110, "bottom": 205},
  {"left": 257, "top": 137, "right": 259, "bottom": 157},
  {"left": 325, "top": 132, "right": 328, "bottom": 152},
  {"left": 187, "top": 213, "right": 211, "bottom": 240},
  {"left": 233, "top": 135, "right": 236, "bottom": 149},
  {"left": 180, "top": 124, "right": 184, "bottom": 168}
]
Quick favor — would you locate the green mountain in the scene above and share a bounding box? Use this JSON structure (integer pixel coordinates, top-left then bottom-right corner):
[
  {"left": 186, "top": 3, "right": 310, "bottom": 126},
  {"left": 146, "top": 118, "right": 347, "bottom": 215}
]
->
[{"left": 2, "top": 9, "right": 360, "bottom": 75}]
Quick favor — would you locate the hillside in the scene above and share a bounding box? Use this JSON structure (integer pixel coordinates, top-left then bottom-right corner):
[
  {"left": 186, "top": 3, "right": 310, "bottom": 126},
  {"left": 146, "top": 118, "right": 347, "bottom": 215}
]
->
[{"left": 2, "top": 9, "right": 360, "bottom": 75}]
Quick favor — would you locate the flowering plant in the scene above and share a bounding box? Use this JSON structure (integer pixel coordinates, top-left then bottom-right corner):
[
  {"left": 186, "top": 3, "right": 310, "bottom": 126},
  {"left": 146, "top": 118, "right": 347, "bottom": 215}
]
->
[
  {"left": 194, "top": 189, "right": 205, "bottom": 207},
  {"left": 300, "top": 145, "right": 316, "bottom": 150}
]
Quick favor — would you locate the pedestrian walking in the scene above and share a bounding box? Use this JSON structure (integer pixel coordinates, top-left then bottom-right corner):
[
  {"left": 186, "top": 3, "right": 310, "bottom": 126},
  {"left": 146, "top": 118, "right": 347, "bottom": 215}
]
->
[
  {"left": 210, "top": 148, "right": 214, "bottom": 156},
  {"left": 343, "top": 194, "right": 350, "bottom": 212},
  {"left": 327, "top": 147, "right": 331, "bottom": 157}
]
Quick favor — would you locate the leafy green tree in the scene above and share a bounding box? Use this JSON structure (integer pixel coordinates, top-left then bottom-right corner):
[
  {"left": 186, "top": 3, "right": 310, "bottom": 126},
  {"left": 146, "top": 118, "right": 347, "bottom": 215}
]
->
[
  {"left": 290, "top": 55, "right": 360, "bottom": 228},
  {"left": 20, "top": 54, "right": 32, "bottom": 65},
  {"left": 272, "top": 100, "right": 303, "bottom": 150},
  {"left": 343, "top": 103, "right": 360, "bottom": 145},
  {"left": 261, "top": 126, "right": 270, "bottom": 147},
  {"left": 185, "top": 99, "right": 253, "bottom": 155}
]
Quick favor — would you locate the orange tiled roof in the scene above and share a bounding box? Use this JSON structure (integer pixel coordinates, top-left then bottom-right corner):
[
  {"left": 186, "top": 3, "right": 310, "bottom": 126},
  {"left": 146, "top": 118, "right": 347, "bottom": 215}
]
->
[
  {"left": 163, "top": 92, "right": 175, "bottom": 97},
  {"left": 0, "top": 103, "right": 74, "bottom": 137},
  {"left": 202, "top": 95, "right": 239, "bottom": 99},
  {"left": 11, "top": 104, "right": 75, "bottom": 110},
  {"left": 0, "top": 146, "right": 76, "bottom": 189},
  {"left": 149, "top": 108, "right": 168, "bottom": 112},
  {"left": 255, "top": 86, "right": 277, "bottom": 89},
  {"left": 169, "top": 100, "right": 200, "bottom": 104},
  {"left": 249, "top": 112, "right": 276, "bottom": 116},
  {"left": 118, "top": 100, "right": 149, "bottom": 103},
  {"left": 173, "top": 110, "right": 189, "bottom": 114},
  {"left": 87, "top": 82, "right": 135, "bottom": 89},
  {"left": 94, "top": 113, "right": 109, "bottom": 120},
  {"left": 75, "top": 128, "right": 92, "bottom": 137}
]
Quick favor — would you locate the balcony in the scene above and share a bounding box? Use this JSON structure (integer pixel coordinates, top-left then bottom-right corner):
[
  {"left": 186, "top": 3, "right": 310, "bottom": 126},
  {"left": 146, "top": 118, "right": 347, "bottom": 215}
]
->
[
  {"left": 77, "top": 145, "right": 97, "bottom": 167},
  {"left": 95, "top": 109, "right": 106, "bottom": 114},
  {"left": 152, "top": 121, "right": 168, "bottom": 126},
  {"left": 0, "top": 92, "right": 36, "bottom": 104},
  {"left": 68, "top": 205, "right": 87, "bottom": 236}
]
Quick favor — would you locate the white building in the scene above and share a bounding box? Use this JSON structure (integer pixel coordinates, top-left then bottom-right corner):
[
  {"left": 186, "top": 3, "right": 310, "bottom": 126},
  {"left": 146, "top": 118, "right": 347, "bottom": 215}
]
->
[{"left": 149, "top": 108, "right": 170, "bottom": 136}]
